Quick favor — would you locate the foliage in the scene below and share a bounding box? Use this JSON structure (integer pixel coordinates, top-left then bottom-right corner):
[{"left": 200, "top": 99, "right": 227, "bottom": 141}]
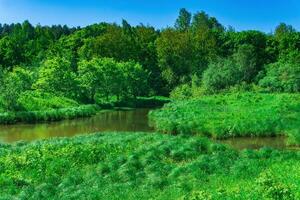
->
[
  {"left": 0, "top": 9, "right": 299, "bottom": 103},
  {"left": 0, "top": 67, "right": 33, "bottom": 111},
  {"left": 259, "top": 51, "right": 300, "bottom": 92},
  {"left": 150, "top": 93, "right": 300, "bottom": 140},
  {"left": 33, "top": 57, "right": 78, "bottom": 99},
  {"left": 0, "top": 132, "right": 300, "bottom": 199},
  {"left": 78, "top": 58, "right": 149, "bottom": 103}
]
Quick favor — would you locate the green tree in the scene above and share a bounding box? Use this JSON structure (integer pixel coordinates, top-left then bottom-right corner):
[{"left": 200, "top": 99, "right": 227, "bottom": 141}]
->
[
  {"left": 156, "top": 28, "right": 193, "bottom": 91},
  {"left": 1, "top": 67, "right": 33, "bottom": 111},
  {"left": 175, "top": 8, "right": 192, "bottom": 31},
  {"left": 33, "top": 57, "right": 78, "bottom": 99},
  {"left": 78, "top": 58, "right": 121, "bottom": 102},
  {"left": 119, "top": 61, "right": 149, "bottom": 98},
  {"left": 259, "top": 51, "right": 300, "bottom": 92},
  {"left": 202, "top": 58, "right": 240, "bottom": 92},
  {"left": 234, "top": 44, "right": 258, "bottom": 83}
]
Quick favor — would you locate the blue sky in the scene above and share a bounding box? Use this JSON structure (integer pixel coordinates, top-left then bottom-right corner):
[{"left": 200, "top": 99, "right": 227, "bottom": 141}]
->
[{"left": 0, "top": 0, "right": 300, "bottom": 32}]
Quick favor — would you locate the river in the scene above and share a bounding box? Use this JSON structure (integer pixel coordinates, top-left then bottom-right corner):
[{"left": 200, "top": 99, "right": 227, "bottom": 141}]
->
[{"left": 0, "top": 108, "right": 287, "bottom": 149}]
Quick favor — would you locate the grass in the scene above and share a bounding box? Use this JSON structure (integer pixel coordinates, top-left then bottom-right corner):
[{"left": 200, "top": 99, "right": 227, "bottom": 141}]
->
[
  {"left": 0, "top": 132, "right": 300, "bottom": 199},
  {"left": 149, "top": 92, "right": 300, "bottom": 143},
  {"left": 0, "top": 95, "right": 168, "bottom": 125},
  {"left": 96, "top": 96, "right": 171, "bottom": 109},
  {"left": 17, "top": 91, "right": 80, "bottom": 111},
  {"left": 0, "top": 105, "right": 100, "bottom": 124}
]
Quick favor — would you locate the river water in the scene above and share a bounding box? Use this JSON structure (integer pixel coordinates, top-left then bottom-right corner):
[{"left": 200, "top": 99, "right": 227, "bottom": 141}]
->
[{"left": 0, "top": 108, "right": 287, "bottom": 149}]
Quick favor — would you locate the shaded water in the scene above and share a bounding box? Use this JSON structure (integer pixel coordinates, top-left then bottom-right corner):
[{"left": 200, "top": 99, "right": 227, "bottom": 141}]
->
[
  {"left": 219, "top": 136, "right": 287, "bottom": 150},
  {"left": 0, "top": 109, "right": 153, "bottom": 143},
  {"left": 0, "top": 108, "right": 288, "bottom": 149}
]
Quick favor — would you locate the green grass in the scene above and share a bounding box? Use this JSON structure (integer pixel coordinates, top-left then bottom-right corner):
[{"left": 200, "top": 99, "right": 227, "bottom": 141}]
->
[
  {"left": 96, "top": 96, "right": 171, "bottom": 109},
  {"left": 0, "top": 132, "right": 300, "bottom": 199},
  {"left": 0, "top": 105, "right": 100, "bottom": 124},
  {"left": 17, "top": 91, "right": 80, "bottom": 111},
  {"left": 149, "top": 93, "right": 300, "bottom": 142}
]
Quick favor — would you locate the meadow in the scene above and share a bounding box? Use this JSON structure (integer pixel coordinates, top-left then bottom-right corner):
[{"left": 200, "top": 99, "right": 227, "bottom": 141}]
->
[
  {"left": 1, "top": 132, "right": 300, "bottom": 200},
  {"left": 149, "top": 93, "right": 300, "bottom": 144}
]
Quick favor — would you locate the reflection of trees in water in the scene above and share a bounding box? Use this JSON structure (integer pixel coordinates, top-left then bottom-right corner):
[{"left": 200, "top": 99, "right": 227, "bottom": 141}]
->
[{"left": 0, "top": 109, "right": 153, "bottom": 143}]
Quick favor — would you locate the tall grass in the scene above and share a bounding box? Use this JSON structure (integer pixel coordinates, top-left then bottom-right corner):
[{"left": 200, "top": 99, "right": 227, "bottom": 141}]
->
[
  {"left": 18, "top": 91, "right": 80, "bottom": 111},
  {"left": 149, "top": 93, "right": 300, "bottom": 140},
  {"left": 0, "top": 132, "right": 299, "bottom": 199},
  {"left": 96, "top": 96, "right": 170, "bottom": 109},
  {"left": 0, "top": 105, "right": 99, "bottom": 124}
]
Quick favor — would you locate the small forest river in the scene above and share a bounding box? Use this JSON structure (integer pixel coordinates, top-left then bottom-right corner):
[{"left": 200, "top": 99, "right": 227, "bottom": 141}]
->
[{"left": 0, "top": 108, "right": 287, "bottom": 149}]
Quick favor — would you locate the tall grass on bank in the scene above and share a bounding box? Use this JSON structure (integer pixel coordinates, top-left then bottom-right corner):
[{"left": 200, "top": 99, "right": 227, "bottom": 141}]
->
[
  {"left": 96, "top": 96, "right": 171, "bottom": 109},
  {"left": 0, "top": 105, "right": 99, "bottom": 124},
  {"left": 149, "top": 93, "right": 300, "bottom": 140},
  {"left": 0, "top": 132, "right": 300, "bottom": 199}
]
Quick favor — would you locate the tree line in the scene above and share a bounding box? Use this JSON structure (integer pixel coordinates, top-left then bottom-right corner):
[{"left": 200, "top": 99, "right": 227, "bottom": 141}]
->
[{"left": 0, "top": 8, "right": 299, "bottom": 111}]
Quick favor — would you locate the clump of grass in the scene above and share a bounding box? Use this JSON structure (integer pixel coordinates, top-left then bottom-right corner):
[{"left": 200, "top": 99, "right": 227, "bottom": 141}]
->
[{"left": 149, "top": 92, "right": 300, "bottom": 140}]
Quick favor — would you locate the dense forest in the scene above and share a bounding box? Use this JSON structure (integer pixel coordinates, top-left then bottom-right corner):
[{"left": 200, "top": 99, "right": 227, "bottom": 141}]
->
[{"left": 0, "top": 8, "right": 299, "bottom": 114}]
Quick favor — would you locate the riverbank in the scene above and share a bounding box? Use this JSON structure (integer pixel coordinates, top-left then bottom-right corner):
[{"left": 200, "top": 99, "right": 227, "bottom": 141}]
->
[
  {"left": 149, "top": 92, "right": 300, "bottom": 145},
  {"left": 0, "top": 96, "right": 170, "bottom": 125},
  {"left": 1, "top": 132, "right": 299, "bottom": 199},
  {"left": 0, "top": 105, "right": 100, "bottom": 124}
]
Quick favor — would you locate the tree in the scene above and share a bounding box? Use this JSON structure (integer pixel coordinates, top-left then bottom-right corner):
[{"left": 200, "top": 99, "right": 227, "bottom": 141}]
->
[
  {"left": 234, "top": 44, "right": 258, "bottom": 83},
  {"left": 175, "top": 8, "right": 192, "bottom": 31},
  {"left": 259, "top": 51, "right": 300, "bottom": 92},
  {"left": 33, "top": 57, "right": 78, "bottom": 99},
  {"left": 156, "top": 28, "right": 193, "bottom": 91},
  {"left": 202, "top": 58, "right": 240, "bottom": 92},
  {"left": 274, "top": 23, "right": 295, "bottom": 39},
  {"left": 78, "top": 58, "right": 149, "bottom": 102},
  {"left": 78, "top": 58, "right": 121, "bottom": 102},
  {"left": 1, "top": 67, "right": 33, "bottom": 111},
  {"left": 119, "top": 61, "right": 149, "bottom": 98}
]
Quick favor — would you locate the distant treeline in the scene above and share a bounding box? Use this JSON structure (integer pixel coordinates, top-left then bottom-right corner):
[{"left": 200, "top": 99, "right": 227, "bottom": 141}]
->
[{"left": 0, "top": 8, "right": 299, "bottom": 111}]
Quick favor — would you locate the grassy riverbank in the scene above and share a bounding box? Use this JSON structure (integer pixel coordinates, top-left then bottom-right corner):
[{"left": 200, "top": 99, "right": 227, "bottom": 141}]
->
[
  {"left": 0, "top": 105, "right": 100, "bottom": 124},
  {"left": 0, "top": 132, "right": 300, "bottom": 199},
  {"left": 0, "top": 96, "right": 169, "bottom": 125},
  {"left": 150, "top": 93, "right": 300, "bottom": 143}
]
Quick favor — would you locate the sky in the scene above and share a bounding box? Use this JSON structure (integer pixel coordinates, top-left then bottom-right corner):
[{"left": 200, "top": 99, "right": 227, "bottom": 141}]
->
[{"left": 0, "top": 0, "right": 300, "bottom": 32}]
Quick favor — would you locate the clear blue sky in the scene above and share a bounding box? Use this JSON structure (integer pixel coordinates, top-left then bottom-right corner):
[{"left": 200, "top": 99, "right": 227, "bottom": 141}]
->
[{"left": 0, "top": 0, "right": 300, "bottom": 32}]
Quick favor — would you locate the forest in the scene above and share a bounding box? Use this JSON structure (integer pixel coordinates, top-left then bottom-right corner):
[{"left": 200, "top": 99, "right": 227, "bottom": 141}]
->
[
  {"left": 0, "top": 8, "right": 299, "bottom": 114},
  {"left": 0, "top": 8, "right": 300, "bottom": 199}
]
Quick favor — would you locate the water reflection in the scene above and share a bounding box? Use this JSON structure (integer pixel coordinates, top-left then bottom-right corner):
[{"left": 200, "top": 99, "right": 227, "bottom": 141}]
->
[{"left": 0, "top": 109, "right": 153, "bottom": 143}]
